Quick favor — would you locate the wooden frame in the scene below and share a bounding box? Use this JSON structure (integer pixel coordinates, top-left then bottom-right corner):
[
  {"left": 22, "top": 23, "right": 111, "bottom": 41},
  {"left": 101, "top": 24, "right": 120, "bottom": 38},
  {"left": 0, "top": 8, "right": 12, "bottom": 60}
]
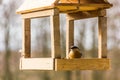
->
[
  {"left": 22, "top": 8, "right": 60, "bottom": 58},
  {"left": 20, "top": 9, "right": 110, "bottom": 71},
  {"left": 66, "top": 9, "right": 107, "bottom": 58},
  {"left": 20, "top": 8, "right": 61, "bottom": 70},
  {"left": 62, "top": 9, "right": 109, "bottom": 71},
  {"left": 17, "top": 0, "right": 112, "bottom": 71}
]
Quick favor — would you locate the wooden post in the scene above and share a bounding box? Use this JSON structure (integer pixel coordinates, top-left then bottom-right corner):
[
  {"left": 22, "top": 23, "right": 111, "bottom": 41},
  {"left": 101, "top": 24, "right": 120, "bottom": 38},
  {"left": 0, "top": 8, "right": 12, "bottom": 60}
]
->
[
  {"left": 50, "top": 9, "right": 61, "bottom": 58},
  {"left": 66, "top": 15, "right": 74, "bottom": 58},
  {"left": 98, "top": 16, "right": 107, "bottom": 58},
  {"left": 22, "top": 18, "right": 31, "bottom": 58}
]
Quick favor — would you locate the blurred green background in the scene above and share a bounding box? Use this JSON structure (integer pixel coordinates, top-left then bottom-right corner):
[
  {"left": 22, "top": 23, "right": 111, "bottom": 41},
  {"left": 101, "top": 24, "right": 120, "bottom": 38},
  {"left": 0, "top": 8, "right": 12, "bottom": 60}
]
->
[{"left": 0, "top": 0, "right": 120, "bottom": 80}]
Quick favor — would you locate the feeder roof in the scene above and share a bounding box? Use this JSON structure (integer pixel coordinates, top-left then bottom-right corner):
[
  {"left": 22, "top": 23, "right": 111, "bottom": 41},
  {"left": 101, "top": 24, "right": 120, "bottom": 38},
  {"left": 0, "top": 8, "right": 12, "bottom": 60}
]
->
[{"left": 16, "top": 0, "right": 112, "bottom": 14}]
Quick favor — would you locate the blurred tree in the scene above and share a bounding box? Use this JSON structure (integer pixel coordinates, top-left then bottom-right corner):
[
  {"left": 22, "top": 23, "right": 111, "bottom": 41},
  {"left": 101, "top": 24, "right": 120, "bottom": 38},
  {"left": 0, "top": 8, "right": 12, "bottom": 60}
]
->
[
  {"left": 1, "top": 0, "right": 18, "bottom": 80},
  {"left": 3, "top": 3, "right": 12, "bottom": 80},
  {"left": 0, "top": 0, "right": 2, "bottom": 4}
]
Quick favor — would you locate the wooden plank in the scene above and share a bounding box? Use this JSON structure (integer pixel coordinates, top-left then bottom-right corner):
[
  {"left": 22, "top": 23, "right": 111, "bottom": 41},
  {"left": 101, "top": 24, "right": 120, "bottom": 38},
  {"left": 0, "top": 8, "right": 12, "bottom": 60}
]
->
[
  {"left": 56, "top": 3, "right": 112, "bottom": 12},
  {"left": 60, "top": 0, "right": 78, "bottom": 3},
  {"left": 50, "top": 10, "right": 61, "bottom": 58},
  {"left": 55, "top": 59, "right": 110, "bottom": 70},
  {"left": 98, "top": 16, "right": 107, "bottom": 58},
  {"left": 21, "top": 8, "right": 59, "bottom": 19},
  {"left": 60, "top": 0, "right": 110, "bottom": 4},
  {"left": 78, "top": 4, "right": 112, "bottom": 8},
  {"left": 20, "top": 58, "right": 54, "bottom": 70},
  {"left": 16, "top": 0, "right": 57, "bottom": 14},
  {"left": 78, "top": 4, "right": 112, "bottom": 11},
  {"left": 56, "top": 6, "right": 78, "bottom": 13},
  {"left": 66, "top": 19, "right": 74, "bottom": 58},
  {"left": 67, "top": 10, "right": 106, "bottom": 20},
  {"left": 22, "top": 19, "right": 31, "bottom": 58}
]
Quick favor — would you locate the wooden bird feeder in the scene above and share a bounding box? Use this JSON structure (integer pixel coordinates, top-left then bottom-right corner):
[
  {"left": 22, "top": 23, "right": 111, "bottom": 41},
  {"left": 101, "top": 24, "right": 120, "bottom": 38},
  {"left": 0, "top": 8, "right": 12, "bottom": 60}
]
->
[{"left": 17, "top": 0, "right": 112, "bottom": 71}]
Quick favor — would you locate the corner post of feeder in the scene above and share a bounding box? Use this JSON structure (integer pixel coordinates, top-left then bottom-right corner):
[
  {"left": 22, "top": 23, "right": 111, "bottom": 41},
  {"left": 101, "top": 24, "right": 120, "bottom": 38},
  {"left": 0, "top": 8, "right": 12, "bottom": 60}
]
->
[
  {"left": 50, "top": 8, "right": 61, "bottom": 58},
  {"left": 66, "top": 14, "right": 74, "bottom": 59},
  {"left": 98, "top": 9, "right": 107, "bottom": 58},
  {"left": 22, "top": 18, "right": 31, "bottom": 58}
]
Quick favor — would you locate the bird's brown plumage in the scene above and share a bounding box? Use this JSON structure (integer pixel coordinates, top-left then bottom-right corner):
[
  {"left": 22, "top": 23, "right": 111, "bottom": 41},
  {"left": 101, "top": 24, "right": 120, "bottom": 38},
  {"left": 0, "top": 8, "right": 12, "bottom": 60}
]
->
[{"left": 68, "top": 46, "right": 82, "bottom": 59}]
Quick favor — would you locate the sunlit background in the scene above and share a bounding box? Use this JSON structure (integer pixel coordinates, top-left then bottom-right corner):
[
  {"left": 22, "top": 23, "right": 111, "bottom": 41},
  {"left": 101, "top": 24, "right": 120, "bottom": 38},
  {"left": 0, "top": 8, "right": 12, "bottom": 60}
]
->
[{"left": 0, "top": 0, "right": 120, "bottom": 80}]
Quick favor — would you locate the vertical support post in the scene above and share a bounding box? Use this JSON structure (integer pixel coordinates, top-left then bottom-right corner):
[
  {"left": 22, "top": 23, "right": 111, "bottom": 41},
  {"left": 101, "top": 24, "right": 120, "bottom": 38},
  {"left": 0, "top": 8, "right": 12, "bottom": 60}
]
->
[
  {"left": 22, "top": 18, "right": 31, "bottom": 58},
  {"left": 50, "top": 9, "right": 61, "bottom": 58},
  {"left": 98, "top": 16, "right": 107, "bottom": 58},
  {"left": 66, "top": 15, "right": 74, "bottom": 58}
]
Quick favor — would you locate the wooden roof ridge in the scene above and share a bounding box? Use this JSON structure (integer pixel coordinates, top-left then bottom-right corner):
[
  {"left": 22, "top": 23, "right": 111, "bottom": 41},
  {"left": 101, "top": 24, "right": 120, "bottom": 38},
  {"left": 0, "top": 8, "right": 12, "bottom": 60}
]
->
[{"left": 16, "top": 0, "right": 112, "bottom": 14}]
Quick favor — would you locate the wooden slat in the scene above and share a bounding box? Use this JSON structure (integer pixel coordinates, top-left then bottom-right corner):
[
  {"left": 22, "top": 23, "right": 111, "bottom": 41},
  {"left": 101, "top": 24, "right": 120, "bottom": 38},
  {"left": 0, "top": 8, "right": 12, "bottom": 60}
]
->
[
  {"left": 60, "top": 0, "right": 110, "bottom": 4},
  {"left": 20, "top": 58, "right": 54, "bottom": 70},
  {"left": 21, "top": 8, "right": 59, "bottom": 19},
  {"left": 60, "top": 0, "right": 78, "bottom": 3},
  {"left": 66, "top": 19, "right": 74, "bottom": 58},
  {"left": 67, "top": 10, "right": 106, "bottom": 20},
  {"left": 50, "top": 10, "right": 61, "bottom": 58},
  {"left": 78, "top": 4, "right": 112, "bottom": 11},
  {"left": 55, "top": 59, "right": 110, "bottom": 70},
  {"left": 98, "top": 16, "right": 107, "bottom": 58},
  {"left": 79, "top": 4, "right": 112, "bottom": 8},
  {"left": 16, "top": 0, "right": 57, "bottom": 14},
  {"left": 56, "top": 3, "right": 112, "bottom": 7},
  {"left": 56, "top": 3, "right": 112, "bottom": 13},
  {"left": 56, "top": 6, "right": 78, "bottom": 13},
  {"left": 22, "top": 19, "right": 31, "bottom": 58}
]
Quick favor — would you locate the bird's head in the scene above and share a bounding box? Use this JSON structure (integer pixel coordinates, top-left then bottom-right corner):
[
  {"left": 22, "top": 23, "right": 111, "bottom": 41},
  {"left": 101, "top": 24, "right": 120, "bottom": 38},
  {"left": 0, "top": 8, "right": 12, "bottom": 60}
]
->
[
  {"left": 70, "top": 46, "right": 80, "bottom": 51},
  {"left": 70, "top": 46, "right": 80, "bottom": 49}
]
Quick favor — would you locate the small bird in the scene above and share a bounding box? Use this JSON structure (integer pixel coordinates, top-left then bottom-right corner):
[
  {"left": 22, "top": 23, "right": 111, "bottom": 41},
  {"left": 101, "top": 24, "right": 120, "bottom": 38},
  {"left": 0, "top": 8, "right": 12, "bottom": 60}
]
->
[{"left": 68, "top": 46, "right": 82, "bottom": 59}]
